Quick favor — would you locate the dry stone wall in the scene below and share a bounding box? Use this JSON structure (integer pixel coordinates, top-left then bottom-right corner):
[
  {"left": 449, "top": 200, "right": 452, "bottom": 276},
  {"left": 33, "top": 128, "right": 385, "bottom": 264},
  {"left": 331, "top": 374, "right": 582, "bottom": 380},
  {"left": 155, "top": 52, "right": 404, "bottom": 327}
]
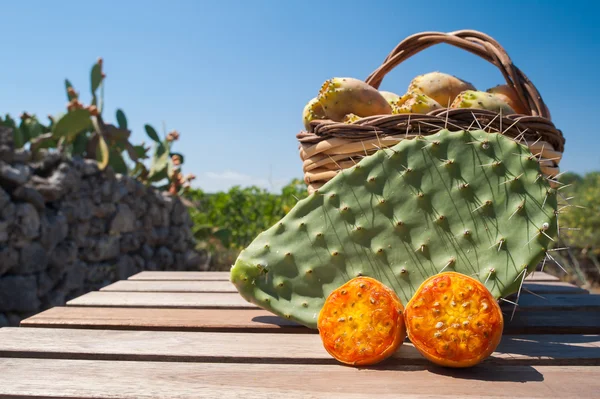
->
[{"left": 0, "top": 126, "right": 209, "bottom": 326}]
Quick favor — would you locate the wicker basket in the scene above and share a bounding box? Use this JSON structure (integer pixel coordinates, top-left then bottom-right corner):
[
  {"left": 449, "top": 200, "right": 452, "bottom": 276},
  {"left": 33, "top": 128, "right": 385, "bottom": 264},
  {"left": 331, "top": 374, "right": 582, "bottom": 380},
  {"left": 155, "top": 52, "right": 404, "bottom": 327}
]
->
[{"left": 297, "top": 30, "right": 566, "bottom": 194}]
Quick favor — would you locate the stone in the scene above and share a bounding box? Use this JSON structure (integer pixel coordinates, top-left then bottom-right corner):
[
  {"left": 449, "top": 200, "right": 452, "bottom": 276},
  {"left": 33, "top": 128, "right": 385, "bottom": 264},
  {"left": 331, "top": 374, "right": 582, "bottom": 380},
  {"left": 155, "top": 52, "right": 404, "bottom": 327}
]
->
[
  {"left": 0, "top": 186, "right": 10, "bottom": 210},
  {"left": 116, "top": 255, "right": 138, "bottom": 280},
  {"left": 1, "top": 201, "right": 15, "bottom": 222},
  {"left": 37, "top": 271, "right": 57, "bottom": 297},
  {"left": 89, "top": 217, "right": 107, "bottom": 236},
  {"left": 16, "top": 242, "right": 48, "bottom": 274},
  {"left": 63, "top": 261, "right": 86, "bottom": 291},
  {"left": 0, "top": 275, "right": 40, "bottom": 312},
  {"left": 40, "top": 211, "right": 68, "bottom": 251},
  {"left": 94, "top": 202, "right": 116, "bottom": 219},
  {"left": 12, "top": 186, "right": 45, "bottom": 210},
  {"left": 112, "top": 183, "right": 129, "bottom": 203},
  {"left": 146, "top": 227, "right": 169, "bottom": 246},
  {"left": 30, "top": 150, "right": 62, "bottom": 175},
  {"left": 0, "top": 314, "right": 8, "bottom": 327},
  {"left": 120, "top": 232, "right": 143, "bottom": 253},
  {"left": 82, "top": 236, "right": 120, "bottom": 262},
  {"left": 0, "top": 220, "right": 8, "bottom": 243},
  {"left": 0, "top": 161, "right": 30, "bottom": 187},
  {"left": 86, "top": 262, "right": 116, "bottom": 284},
  {"left": 68, "top": 221, "right": 89, "bottom": 247},
  {"left": 7, "top": 313, "right": 23, "bottom": 327},
  {"left": 109, "top": 203, "right": 136, "bottom": 234},
  {"left": 170, "top": 199, "right": 187, "bottom": 225},
  {"left": 49, "top": 240, "right": 78, "bottom": 271},
  {"left": 155, "top": 246, "right": 174, "bottom": 268},
  {"left": 41, "top": 289, "right": 67, "bottom": 309},
  {"left": 0, "top": 246, "right": 19, "bottom": 276},
  {"left": 12, "top": 203, "right": 40, "bottom": 244},
  {"left": 140, "top": 244, "right": 154, "bottom": 261},
  {"left": 132, "top": 254, "right": 145, "bottom": 270},
  {"left": 13, "top": 148, "right": 31, "bottom": 163}
]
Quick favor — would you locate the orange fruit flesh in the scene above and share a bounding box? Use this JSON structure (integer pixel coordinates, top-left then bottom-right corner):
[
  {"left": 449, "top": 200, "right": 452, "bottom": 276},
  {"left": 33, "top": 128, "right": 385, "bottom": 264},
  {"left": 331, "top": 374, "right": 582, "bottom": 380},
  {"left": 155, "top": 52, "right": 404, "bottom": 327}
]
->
[
  {"left": 317, "top": 276, "right": 406, "bottom": 366},
  {"left": 404, "top": 272, "right": 504, "bottom": 368}
]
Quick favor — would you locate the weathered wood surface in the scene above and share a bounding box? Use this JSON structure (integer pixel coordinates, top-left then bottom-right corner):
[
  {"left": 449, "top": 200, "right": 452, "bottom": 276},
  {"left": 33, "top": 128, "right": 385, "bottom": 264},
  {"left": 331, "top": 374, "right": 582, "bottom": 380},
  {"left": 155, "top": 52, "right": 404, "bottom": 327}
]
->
[
  {"left": 128, "top": 270, "right": 562, "bottom": 282},
  {"left": 0, "top": 328, "right": 598, "bottom": 365},
  {"left": 0, "top": 359, "right": 598, "bottom": 398},
  {"left": 20, "top": 307, "right": 600, "bottom": 335},
  {"left": 102, "top": 279, "right": 588, "bottom": 295},
  {"left": 5, "top": 270, "right": 599, "bottom": 399},
  {"left": 67, "top": 290, "right": 600, "bottom": 312}
]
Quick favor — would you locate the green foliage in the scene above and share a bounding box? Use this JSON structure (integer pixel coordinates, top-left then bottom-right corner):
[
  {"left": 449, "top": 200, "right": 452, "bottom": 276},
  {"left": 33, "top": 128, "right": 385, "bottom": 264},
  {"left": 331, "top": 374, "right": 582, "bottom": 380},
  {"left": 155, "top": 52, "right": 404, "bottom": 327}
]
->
[
  {"left": 559, "top": 171, "right": 600, "bottom": 252},
  {"left": 186, "top": 179, "right": 308, "bottom": 251}
]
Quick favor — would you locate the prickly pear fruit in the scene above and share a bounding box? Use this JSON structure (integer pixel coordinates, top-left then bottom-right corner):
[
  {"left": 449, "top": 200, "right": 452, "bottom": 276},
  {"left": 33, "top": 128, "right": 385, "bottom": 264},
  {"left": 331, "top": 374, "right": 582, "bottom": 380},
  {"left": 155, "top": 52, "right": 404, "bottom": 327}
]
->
[
  {"left": 343, "top": 113, "right": 361, "bottom": 123},
  {"left": 379, "top": 91, "right": 402, "bottom": 107},
  {"left": 451, "top": 90, "right": 516, "bottom": 114},
  {"left": 393, "top": 92, "right": 443, "bottom": 114},
  {"left": 409, "top": 72, "right": 476, "bottom": 107},
  {"left": 318, "top": 77, "right": 392, "bottom": 121},
  {"left": 302, "top": 97, "right": 327, "bottom": 131},
  {"left": 230, "top": 129, "right": 557, "bottom": 329},
  {"left": 404, "top": 272, "right": 503, "bottom": 368},
  {"left": 486, "top": 85, "right": 528, "bottom": 115},
  {"left": 317, "top": 276, "right": 406, "bottom": 366}
]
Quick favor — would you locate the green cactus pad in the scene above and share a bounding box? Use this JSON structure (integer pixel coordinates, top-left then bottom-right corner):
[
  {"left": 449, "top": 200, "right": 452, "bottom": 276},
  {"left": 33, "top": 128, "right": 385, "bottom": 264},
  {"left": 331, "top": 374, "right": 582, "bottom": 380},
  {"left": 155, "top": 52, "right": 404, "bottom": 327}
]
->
[{"left": 230, "top": 129, "right": 558, "bottom": 329}]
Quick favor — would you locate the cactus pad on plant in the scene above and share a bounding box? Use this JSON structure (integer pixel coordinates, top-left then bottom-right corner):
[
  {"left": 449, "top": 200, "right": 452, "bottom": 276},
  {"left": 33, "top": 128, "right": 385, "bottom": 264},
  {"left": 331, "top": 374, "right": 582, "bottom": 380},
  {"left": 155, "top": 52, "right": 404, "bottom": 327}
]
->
[{"left": 230, "top": 129, "right": 558, "bottom": 329}]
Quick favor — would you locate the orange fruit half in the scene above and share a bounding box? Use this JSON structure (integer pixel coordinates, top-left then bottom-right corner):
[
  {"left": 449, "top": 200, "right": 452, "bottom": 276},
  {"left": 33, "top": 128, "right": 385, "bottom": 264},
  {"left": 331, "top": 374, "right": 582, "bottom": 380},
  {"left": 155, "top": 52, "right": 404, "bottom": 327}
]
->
[
  {"left": 404, "top": 272, "right": 504, "bottom": 368},
  {"left": 317, "top": 276, "right": 406, "bottom": 366}
]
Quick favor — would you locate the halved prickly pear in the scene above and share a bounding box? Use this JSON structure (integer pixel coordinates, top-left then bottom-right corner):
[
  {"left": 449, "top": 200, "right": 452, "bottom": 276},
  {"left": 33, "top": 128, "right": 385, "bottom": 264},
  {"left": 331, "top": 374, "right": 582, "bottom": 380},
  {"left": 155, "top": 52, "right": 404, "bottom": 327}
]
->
[
  {"left": 317, "top": 276, "right": 406, "bottom": 366},
  {"left": 318, "top": 77, "right": 392, "bottom": 121},
  {"left": 404, "top": 272, "right": 503, "bottom": 368}
]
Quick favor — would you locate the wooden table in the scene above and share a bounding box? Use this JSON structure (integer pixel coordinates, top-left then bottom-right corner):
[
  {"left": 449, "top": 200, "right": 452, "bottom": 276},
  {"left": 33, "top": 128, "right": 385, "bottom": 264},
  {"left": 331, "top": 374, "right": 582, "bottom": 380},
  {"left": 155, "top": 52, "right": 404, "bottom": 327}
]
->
[{"left": 0, "top": 270, "right": 598, "bottom": 398}]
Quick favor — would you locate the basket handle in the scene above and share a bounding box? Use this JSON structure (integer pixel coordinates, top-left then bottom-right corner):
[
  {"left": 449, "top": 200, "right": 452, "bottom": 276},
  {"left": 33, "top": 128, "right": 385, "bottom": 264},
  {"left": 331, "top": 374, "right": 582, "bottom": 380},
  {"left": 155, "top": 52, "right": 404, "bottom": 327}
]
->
[{"left": 364, "top": 30, "right": 551, "bottom": 120}]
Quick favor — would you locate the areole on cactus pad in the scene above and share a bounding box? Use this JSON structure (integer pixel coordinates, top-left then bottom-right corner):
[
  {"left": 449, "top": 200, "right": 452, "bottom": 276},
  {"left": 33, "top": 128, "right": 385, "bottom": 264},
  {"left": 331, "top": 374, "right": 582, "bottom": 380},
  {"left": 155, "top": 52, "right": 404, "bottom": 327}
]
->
[{"left": 230, "top": 129, "right": 558, "bottom": 329}]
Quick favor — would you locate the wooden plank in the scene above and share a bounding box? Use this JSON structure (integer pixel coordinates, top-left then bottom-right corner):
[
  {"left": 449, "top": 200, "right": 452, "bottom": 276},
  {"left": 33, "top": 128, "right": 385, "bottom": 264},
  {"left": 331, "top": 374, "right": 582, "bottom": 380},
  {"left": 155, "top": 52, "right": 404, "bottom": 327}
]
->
[
  {"left": 128, "top": 270, "right": 562, "bottom": 282},
  {"left": 0, "top": 358, "right": 597, "bottom": 398},
  {"left": 0, "top": 328, "right": 598, "bottom": 365},
  {"left": 101, "top": 280, "right": 236, "bottom": 293},
  {"left": 21, "top": 307, "right": 600, "bottom": 335},
  {"left": 68, "top": 290, "right": 600, "bottom": 311},
  {"left": 102, "top": 279, "right": 589, "bottom": 295},
  {"left": 129, "top": 271, "right": 230, "bottom": 281},
  {"left": 67, "top": 292, "right": 255, "bottom": 309}
]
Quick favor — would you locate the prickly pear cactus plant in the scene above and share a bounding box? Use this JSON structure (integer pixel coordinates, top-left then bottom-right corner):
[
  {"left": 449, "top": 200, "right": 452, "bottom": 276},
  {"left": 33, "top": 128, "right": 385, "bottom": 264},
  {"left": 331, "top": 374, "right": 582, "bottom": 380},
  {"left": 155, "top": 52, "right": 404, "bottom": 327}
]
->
[{"left": 230, "top": 129, "right": 558, "bottom": 329}]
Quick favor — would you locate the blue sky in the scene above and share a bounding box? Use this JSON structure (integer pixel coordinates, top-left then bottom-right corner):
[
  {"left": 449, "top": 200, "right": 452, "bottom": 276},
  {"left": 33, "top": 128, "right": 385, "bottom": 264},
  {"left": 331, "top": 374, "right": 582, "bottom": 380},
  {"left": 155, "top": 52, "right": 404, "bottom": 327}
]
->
[{"left": 1, "top": 0, "right": 598, "bottom": 192}]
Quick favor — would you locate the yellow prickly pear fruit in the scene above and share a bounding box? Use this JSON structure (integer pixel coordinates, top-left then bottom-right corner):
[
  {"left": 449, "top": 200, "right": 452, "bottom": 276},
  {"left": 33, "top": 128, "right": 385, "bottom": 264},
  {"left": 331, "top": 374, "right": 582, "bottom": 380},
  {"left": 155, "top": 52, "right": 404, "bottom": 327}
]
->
[
  {"left": 451, "top": 90, "right": 516, "bottom": 114},
  {"left": 408, "top": 72, "right": 476, "bottom": 107},
  {"left": 393, "top": 92, "right": 443, "bottom": 114},
  {"left": 379, "top": 90, "right": 402, "bottom": 107},
  {"left": 343, "top": 113, "right": 361, "bottom": 123},
  {"left": 318, "top": 77, "right": 392, "bottom": 121},
  {"left": 302, "top": 97, "right": 327, "bottom": 131},
  {"left": 486, "top": 84, "right": 528, "bottom": 115}
]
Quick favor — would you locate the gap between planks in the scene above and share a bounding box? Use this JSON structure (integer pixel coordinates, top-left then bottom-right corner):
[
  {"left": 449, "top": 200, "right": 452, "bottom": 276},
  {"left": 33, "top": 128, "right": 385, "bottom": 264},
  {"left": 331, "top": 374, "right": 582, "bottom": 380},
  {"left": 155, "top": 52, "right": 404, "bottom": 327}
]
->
[
  {"left": 20, "top": 307, "right": 600, "bottom": 335},
  {"left": 0, "top": 358, "right": 598, "bottom": 398},
  {"left": 0, "top": 328, "right": 598, "bottom": 366}
]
